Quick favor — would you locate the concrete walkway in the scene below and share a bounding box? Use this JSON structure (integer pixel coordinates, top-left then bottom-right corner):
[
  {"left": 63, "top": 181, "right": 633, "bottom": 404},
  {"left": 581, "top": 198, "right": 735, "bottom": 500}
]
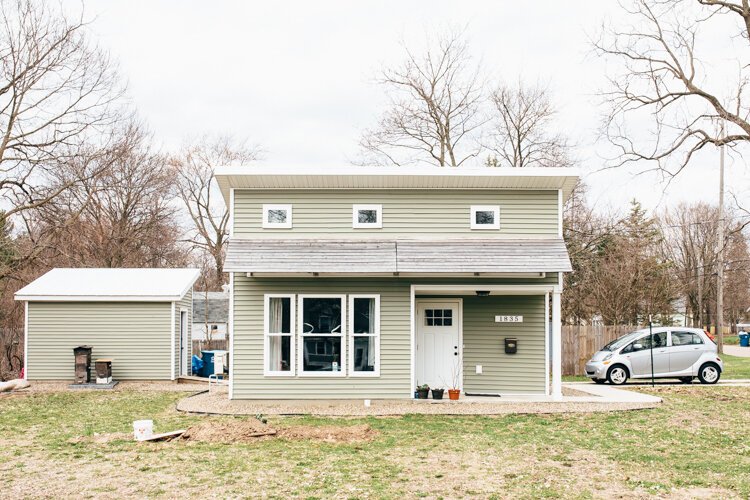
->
[
  {"left": 176, "top": 382, "right": 661, "bottom": 416},
  {"left": 724, "top": 345, "right": 750, "bottom": 357}
]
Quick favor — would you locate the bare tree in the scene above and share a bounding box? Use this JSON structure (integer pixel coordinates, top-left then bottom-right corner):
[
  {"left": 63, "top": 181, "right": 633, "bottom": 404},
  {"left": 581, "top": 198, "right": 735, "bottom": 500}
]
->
[
  {"left": 486, "top": 81, "right": 573, "bottom": 168},
  {"left": 360, "top": 29, "right": 485, "bottom": 167},
  {"left": 594, "top": 0, "right": 750, "bottom": 176},
  {"left": 0, "top": 0, "right": 123, "bottom": 225},
  {"left": 171, "top": 136, "right": 259, "bottom": 290},
  {"left": 660, "top": 202, "right": 750, "bottom": 329},
  {"left": 32, "top": 121, "right": 187, "bottom": 268},
  {"left": 562, "top": 183, "right": 615, "bottom": 323}
]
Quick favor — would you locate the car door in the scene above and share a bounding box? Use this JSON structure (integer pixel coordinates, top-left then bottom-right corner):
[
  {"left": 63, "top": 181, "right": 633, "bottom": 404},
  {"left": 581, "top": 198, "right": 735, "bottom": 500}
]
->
[
  {"left": 669, "top": 330, "right": 705, "bottom": 374},
  {"left": 623, "top": 332, "right": 669, "bottom": 377}
]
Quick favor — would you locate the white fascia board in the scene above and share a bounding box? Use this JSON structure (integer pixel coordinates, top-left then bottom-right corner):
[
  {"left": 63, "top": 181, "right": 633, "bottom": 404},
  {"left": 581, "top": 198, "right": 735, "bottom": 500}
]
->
[
  {"left": 245, "top": 272, "right": 549, "bottom": 278},
  {"left": 412, "top": 284, "right": 555, "bottom": 295},
  {"left": 15, "top": 295, "right": 183, "bottom": 302},
  {"left": 178, "top": 269, "right": 201, "bottom": 299}
]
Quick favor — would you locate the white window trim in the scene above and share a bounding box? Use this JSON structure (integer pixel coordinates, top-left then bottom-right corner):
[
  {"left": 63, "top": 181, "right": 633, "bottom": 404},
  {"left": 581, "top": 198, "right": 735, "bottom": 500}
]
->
[
  {"left": 262, "top": 204, "right": 293, "bottom": 229},
  {"left": 298, "top": 294, "right": 347, "bottom": 377},
  {"left": 352, "top": 204, "right": 383, "bottom": 229},
  {"left": 348, "top": 294, "right": 381, "bottom": 377},
  {"left": 470, "top": 205, "right": 500, "bottom": 230},
  {"left": 264, "top": 294, "right": 296, "bottom": 376}
]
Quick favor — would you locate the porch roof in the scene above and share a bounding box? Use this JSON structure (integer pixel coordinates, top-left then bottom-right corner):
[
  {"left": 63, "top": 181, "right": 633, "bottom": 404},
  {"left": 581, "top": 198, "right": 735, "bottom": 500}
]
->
[{"left": 224, "top": 239, "right": 572, "bottom": 275}]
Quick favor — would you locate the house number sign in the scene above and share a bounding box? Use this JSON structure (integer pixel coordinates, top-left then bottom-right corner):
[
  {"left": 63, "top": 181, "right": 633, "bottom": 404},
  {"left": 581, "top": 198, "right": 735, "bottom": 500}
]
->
[{"left": 495, "top": 315, "right": 523, "bottom": 323}]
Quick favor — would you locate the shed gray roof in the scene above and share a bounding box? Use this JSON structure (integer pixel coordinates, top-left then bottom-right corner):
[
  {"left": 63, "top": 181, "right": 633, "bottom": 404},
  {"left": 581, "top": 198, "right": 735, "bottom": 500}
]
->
[
  {"left": 225, "top": 239, "right": 572, "bottom": 275},
  {"left": 192, "top": 291, "right": 229, "bottom": 324}
]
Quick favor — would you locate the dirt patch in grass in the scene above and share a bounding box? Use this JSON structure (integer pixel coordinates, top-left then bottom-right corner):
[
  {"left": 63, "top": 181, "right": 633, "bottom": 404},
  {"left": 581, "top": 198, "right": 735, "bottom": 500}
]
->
[
  {"left": 181, "top": 418, "right": 378, "bottom": 444},
  {"left": 276, "top": 423, "right": 378, "bottom": 443},
  {"left": 182, "top": 419, "right": 276, "bottom": 443}
]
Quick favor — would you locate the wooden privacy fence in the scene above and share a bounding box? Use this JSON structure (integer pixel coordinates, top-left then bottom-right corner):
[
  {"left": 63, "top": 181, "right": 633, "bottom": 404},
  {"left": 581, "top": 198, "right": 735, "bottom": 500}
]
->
[
  {"left": 192, "top": 339, "right": 228, "bottom": 356},
  {"left": 562, "top": 325, "right": 639, "bottom": 376}
]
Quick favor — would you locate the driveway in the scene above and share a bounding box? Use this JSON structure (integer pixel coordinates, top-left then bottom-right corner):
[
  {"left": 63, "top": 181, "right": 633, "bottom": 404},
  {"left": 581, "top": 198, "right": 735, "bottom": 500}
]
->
[{"left": 724, "top": 345, "right": 750, "bottom": 357}]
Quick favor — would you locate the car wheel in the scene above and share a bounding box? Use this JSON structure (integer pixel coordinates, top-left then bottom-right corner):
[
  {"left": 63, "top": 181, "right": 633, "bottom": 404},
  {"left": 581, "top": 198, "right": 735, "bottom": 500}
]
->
[
  {"left": 679, "top": 377, "right": 693, "bottom": 384},
  {"left": 607, "top": 365, "right": 629, "bottom": 385},
  {"left": 593, "top": 378, "right": 606, "bottom": 385},
  {"left": 698, "top": 363, "right": 721, "bottom": 385}
]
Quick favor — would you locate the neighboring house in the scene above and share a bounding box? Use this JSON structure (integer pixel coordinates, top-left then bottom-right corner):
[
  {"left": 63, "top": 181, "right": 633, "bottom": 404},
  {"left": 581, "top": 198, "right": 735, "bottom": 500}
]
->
[
  {"left": 192, "top": 291, "right": 229, "bottom": 341},
  {"left": 16, "top": 268, "right": 199, "bottom": 380},
  {"left": 215, "top": 165, "right": 577, "bottom": 400}
]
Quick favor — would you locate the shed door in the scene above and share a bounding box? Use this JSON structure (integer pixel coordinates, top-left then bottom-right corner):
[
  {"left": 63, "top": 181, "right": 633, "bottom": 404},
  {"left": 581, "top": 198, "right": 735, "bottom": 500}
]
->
[
  {"left": 179, "top": 310, "right": 188, "bottom": 376},
  {"left": 416, "top": 300, "right": 461, "bottom": 390}
]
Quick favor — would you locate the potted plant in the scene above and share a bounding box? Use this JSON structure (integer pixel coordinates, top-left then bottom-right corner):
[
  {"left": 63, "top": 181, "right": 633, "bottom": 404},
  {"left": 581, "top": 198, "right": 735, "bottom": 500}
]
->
[
  {"left": 416, "top": 384, "right": 430, "bottom": 399},
  {"left": 447, "top": 357, "right": 462, "bottom": 401},
  {"left": 431, "top": 387, "right": 444, "bottom": 400}
]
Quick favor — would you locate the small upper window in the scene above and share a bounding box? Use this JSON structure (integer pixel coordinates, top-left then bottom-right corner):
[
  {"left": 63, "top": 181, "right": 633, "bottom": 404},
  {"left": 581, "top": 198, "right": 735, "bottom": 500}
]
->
[
  {"left": 352, "top": 204, "right": 382, "bottom": 229},
  {"left": 263, "top": 204, "right": 292, "bottom": 229},
  {"left": 470, "top": 205, "right": 500, "bottom": 230}
]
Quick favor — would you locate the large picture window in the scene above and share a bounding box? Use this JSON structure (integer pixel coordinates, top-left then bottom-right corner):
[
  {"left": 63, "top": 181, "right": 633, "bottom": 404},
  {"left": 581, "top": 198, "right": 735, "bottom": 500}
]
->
[
  {"left": 349, "top": 295, "right": 380, "bottom": 376},
  {"left": 299, "top": 295, "right": 346, "bottom": 375},
  {"left": 264, "top": 295, "right": 295, "bottom": 375}
]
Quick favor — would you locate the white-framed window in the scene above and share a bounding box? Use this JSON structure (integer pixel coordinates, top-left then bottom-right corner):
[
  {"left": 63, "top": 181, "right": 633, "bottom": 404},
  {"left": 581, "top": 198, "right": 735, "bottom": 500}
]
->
[
  {"left": 470, "top": 205, "right": 500, "bottom": 230},
  {"left": 262, "top": 204, "right": 293, "bottom": 229},
  {"left": 352, "top": 204, "right": 382, "bottom": 229},
  {"left": 299, "top": 295, "right": 346, "bottom": 376},
  {"left": 264, "top": 294, "right": 295, "bottom": 376},
  {"left": 348, "top": 295, "right": 380, "bottom": 376}
]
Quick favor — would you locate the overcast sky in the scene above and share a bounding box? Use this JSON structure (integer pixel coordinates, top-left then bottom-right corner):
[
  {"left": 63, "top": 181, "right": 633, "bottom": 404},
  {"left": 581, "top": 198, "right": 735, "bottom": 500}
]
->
[{"left": 80, "top": 0, "right": 749, "bottom": 216}]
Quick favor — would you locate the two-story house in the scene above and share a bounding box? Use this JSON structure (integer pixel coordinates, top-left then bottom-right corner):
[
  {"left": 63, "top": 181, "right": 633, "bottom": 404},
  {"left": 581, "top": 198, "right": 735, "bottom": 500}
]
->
[{"left": 215, "top": 165, "right": 577, "bottom": 400}]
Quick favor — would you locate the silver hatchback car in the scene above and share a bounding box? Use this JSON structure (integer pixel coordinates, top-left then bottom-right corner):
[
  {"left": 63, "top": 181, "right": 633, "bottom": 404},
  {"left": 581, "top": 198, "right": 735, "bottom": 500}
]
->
[{"left": 585, "top": 327, "right": 723, "bottom": 385}]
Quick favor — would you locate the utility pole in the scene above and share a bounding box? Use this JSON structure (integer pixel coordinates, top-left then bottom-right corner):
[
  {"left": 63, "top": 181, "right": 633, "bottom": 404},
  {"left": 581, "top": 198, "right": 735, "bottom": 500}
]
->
[{"left": 716, "top": 123, "right": 725, "bottom": 355}]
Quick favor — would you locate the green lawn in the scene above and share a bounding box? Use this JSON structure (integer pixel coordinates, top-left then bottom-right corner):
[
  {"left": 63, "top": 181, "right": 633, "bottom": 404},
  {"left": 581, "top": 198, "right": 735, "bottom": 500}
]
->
[
  {"left": 1, "top": 386, "right": 749, "bottom": 498},
  {"left": 563, "top": 352, "right": 750, "bottom": 382}
]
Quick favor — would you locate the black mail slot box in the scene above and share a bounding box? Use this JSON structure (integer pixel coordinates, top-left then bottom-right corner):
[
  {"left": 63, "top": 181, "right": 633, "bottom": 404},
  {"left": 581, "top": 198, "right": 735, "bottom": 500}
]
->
[{"left": 504, "top": 338, "right": 517, "bottom": 354}]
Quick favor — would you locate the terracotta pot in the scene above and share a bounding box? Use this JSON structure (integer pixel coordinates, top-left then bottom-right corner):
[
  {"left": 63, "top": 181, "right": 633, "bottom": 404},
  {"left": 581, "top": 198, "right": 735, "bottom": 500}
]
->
[{"left": 448, "top": 389, "right": 460, "bottom": 400}]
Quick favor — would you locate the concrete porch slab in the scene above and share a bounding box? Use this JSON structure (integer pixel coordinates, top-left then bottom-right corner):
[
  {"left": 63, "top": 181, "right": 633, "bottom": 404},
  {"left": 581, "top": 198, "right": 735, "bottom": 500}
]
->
[{"left": 176, "top": 382, "right": 661, "bottom": 416}]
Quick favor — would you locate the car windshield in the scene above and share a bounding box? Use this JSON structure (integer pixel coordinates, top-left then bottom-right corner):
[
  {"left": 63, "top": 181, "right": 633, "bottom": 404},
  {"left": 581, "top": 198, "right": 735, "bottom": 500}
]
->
[{"left": 601, "top": 330, "right": 649, "bottom": 351}]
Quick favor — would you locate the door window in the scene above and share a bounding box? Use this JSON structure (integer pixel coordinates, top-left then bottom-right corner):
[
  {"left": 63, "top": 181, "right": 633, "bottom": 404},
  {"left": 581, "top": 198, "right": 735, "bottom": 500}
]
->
[
  {"left": 424, "top": 309, "right": 453, "bottom": 326},
  {"left": 629, "top": 332, "right": 667, "bottom": 351}
]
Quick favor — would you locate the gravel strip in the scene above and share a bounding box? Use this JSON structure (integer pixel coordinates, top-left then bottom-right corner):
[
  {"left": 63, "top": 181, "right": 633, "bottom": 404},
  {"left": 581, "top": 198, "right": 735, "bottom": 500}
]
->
[
  {"left": 13, "top": 381, "right": 207, "bottom": 393},
  {"left": 176, "top": 391, "right": 658, "bottom": 416}
]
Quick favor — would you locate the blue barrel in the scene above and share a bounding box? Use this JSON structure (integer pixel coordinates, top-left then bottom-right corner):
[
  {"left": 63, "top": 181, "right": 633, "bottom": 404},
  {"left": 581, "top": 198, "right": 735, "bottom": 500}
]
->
[
  {"left": 739, "top": 333, "right": 749, "bottom": 347},
  {"left": 201, "top": 351, "right": 216, "bottom": 377}
]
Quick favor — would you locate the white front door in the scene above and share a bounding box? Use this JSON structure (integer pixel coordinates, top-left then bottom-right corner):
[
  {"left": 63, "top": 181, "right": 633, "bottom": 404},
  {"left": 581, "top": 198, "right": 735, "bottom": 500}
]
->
[{"left": 416, "top": 300, "right": 461, "bottom": 389}]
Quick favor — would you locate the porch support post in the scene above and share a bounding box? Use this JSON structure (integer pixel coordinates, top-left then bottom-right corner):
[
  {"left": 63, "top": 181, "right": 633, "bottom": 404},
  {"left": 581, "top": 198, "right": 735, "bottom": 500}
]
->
[{"left": 551, "top": 289, "right": 562, "bottom": 401}]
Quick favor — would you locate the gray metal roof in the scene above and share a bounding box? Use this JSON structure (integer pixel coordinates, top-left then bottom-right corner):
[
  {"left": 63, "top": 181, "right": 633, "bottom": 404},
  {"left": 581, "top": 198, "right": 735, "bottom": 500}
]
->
[
  {"left": 225, "top": 239, "right": 571, "bottom": 275},
  {"left": 192, "top": 291, "right": 229, "bottom": 323}
]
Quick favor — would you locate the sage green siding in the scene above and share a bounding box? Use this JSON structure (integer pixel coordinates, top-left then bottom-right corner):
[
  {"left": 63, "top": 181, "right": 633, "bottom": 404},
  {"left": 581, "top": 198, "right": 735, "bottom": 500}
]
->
[
  {"left": 26, "top": 301, "right": 173, "bottom": 380},
  {"left": 462, "top": 295, "right": 546, "bottom": 394},
  {"left": 232, "top": 275, "right": 552, "bottom": 399},
  {"left": 175, "top": 289, "right": 193, "bottom": 376},
  {"left": 233, "top": 276, "right": 412, "bottom": 399},
  {"left": 234, "top": 189, "right": 559, "bottom": 238}
]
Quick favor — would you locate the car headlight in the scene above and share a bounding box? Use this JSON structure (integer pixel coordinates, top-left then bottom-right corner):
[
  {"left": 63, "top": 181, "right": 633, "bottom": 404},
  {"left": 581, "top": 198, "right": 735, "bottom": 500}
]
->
[{"left": 603, "top": 353, "right": 613, "bottom": 362}]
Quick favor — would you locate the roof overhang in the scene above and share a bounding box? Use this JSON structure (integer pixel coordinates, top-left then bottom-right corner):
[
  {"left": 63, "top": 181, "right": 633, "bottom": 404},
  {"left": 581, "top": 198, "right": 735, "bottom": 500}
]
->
[
  {"left": 15, "top": 268, "right": 201, "bottom": 302},
  {"left": 14, "top": 294, "right": 192, "bottom": 302},
  {"left": 224, "top": 238, "right": 572, "bottom": 276},
  {"left": 214, "top": 165, "right": 580, "bottom": 203}
]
